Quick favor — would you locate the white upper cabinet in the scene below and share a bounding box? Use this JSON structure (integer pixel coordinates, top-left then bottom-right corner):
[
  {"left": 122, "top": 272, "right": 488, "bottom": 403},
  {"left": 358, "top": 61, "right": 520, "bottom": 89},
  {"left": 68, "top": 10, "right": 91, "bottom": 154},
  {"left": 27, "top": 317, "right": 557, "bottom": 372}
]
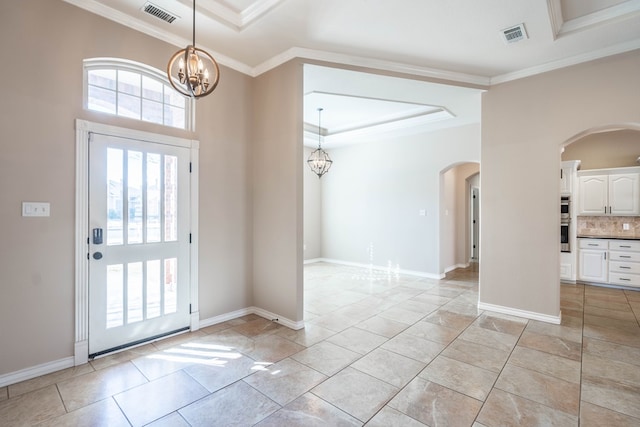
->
[
  {"left": 578, "top": 175, "right": 608, "bottom": 215},
  {"left": 578, "top": 168, "right": 640, "bottom": 216},
  {"left": 609, "top": 174, "right": 640, "bottom": 215},
  {"left": 560, "top": 160, "right": 580, "bottom": 196}
]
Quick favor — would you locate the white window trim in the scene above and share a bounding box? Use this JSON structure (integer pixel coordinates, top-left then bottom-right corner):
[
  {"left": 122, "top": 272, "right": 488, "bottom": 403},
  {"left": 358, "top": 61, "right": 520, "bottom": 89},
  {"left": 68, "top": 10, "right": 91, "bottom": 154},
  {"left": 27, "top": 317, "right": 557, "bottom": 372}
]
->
[
  {"left": 83, "top": 57, "right": 196, "bottom": 131},
  {"left": 74, "top": 119, "right": 200, "bottom": 365}
]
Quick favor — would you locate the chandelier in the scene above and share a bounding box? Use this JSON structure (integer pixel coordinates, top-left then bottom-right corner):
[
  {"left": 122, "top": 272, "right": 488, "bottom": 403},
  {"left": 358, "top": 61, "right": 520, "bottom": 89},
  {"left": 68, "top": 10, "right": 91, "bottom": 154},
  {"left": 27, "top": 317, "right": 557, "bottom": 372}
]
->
[
  {"left": 307, "top": 108, "right": 333, "bottom": 178},
  {"left": 167, "top": 0, "right": 220, "bottom": 98}
]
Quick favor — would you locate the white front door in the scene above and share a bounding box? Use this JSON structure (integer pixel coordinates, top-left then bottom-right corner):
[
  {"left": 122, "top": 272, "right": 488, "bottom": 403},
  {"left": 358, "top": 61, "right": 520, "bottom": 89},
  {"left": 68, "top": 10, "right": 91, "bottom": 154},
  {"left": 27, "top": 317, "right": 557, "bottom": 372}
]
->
[{"left": 88, "top": 132, "right": 191, "bottom": 356}]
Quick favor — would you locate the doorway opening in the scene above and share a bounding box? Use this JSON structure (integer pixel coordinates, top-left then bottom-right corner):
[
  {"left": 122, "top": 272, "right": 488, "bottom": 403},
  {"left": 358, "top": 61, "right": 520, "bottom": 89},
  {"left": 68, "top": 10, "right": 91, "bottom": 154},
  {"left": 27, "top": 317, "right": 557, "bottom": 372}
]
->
[{"left": 439, "top": 162, "right": 480, "bottom": 277}]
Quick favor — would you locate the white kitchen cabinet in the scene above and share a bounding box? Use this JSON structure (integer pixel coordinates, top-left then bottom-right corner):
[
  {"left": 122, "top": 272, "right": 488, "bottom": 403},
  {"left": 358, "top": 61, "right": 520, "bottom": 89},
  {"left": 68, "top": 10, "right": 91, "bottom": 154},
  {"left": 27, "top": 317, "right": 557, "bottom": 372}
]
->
[
  {"left": 578, "top": 175, "right": 608, "bottom": 215},
  {"left": 609, "top": 174, "right": 640, "bottom": 215},
  {"left": 577, "top": 169, "right": 640, "bottom": 216},
  {"left": 608, "top": 240, "right": 640, "bottom": 288},
  {"left": 560, "top": 160, "right": 580, "bottom": 196},
  {"left": 578, "top": 239, "right": 608, "bottom": 283},
  {"left": 577, "top": 239, "right": 640, "bottom": 288},
  {"left": 578, "top": 249, "right": 608, "bottom": 283}
]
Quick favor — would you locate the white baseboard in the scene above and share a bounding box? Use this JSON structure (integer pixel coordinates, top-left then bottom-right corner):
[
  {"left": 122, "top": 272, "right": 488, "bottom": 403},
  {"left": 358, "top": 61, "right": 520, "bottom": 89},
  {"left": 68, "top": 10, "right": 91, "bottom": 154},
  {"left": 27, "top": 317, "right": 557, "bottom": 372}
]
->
[
  {"left": 318, "top": 258, "right": 444, "bottom": 280},
  {"left": 444, "top": 263, "right": 469, "bottom": 274},
  {"left": 478, "top": 301, "right": 561, "bottom": 325},
  {"left": 0, "top": 356, "right": 75, "bottom": 388},
  {"left": 251, "top": 307, "right": 304, "bottom": 330},
  {"left": 303, "top": 258, "right": 323, "bottom": 265},
  {"left": 200, "top": 306, "right": 304, "bottom": 331},
  {"left": 199, "top": 307, "right": 254, "bottom": 328}
]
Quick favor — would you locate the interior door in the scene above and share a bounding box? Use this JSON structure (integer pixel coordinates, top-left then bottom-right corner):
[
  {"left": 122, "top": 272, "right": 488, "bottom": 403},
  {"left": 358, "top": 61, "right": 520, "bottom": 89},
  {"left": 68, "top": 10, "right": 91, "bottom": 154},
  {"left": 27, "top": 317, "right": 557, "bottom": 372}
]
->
[{"left": 88, "top": 132, "right": 190, "bottom": 357}]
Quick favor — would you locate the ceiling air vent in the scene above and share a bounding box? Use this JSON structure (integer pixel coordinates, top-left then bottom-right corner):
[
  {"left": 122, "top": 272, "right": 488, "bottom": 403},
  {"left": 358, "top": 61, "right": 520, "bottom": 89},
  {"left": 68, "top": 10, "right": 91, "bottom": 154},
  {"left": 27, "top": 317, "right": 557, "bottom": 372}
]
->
[
  {"left": 500, "top": 23, "right": 528, "bottom": 44},
  {"left": 142, "top": 2, "right": 179, "bottom": 24}
]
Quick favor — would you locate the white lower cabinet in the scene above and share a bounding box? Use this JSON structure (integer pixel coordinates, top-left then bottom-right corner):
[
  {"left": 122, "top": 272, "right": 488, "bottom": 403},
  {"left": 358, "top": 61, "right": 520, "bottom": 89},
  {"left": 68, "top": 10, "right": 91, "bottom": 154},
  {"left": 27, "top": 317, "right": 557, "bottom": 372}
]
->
[
  {"left": 608, "top": 241, "right": 640, "bottom": 288},
  {"left": 578, "top": 238, "right": 640, "bottom": 288},
  {"left": 578, "top": 248, "right": 608, "bottom": 283}
]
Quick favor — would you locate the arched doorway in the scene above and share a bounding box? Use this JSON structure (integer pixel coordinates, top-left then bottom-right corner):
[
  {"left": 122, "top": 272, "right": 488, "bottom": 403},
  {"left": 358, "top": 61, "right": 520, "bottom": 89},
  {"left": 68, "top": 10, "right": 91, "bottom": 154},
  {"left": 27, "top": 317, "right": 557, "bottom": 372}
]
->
[{"left": 559, "top": 124, "right": 640, "bottom": 288}]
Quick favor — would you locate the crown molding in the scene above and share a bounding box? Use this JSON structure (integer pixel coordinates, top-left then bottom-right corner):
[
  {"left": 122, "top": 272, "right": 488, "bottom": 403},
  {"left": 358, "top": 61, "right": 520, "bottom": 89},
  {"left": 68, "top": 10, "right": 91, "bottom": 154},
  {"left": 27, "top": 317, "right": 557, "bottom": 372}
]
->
[
  {"left": 548, "top": 0, "right": 640, "bottom": 39},
  {"left": 178, "top": 0, "right": 286, "bottom": 31},
  {"left": 252, "top": 47, "right": 492, "bottom": 86},
  {"left": 491, "top": 39, "right": 640, "bottom": 85}
]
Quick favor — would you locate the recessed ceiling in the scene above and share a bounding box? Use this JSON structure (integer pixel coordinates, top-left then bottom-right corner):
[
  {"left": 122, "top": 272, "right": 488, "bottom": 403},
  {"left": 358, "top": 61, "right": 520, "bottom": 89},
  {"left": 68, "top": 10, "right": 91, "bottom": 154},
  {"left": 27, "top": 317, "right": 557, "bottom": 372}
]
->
[{"left": 302, "top": 65, "right": 483, "bottom": 149}]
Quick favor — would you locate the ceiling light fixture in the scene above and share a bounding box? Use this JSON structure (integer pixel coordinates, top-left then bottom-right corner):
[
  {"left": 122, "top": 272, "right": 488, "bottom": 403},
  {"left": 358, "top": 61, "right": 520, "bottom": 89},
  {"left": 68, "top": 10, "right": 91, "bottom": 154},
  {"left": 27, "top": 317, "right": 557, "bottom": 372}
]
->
[
  {"left": 167, "top": 0, "right": 220, "bottom": 98},
  {"left": 307, "top": 108, "right": 333, "bottom": 178}
]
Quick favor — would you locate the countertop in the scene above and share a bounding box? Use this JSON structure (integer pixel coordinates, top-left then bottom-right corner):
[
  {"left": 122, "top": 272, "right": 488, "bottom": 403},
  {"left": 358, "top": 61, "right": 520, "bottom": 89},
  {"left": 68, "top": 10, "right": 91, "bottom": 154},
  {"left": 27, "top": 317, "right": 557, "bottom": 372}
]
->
[{"left": 577, "top": 235, "right": 640, "bottom": 241}]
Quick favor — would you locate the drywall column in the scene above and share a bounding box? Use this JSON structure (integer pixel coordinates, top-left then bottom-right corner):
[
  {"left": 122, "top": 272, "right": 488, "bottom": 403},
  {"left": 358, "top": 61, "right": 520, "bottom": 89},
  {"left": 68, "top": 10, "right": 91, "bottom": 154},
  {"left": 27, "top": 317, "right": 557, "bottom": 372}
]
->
[
  {"left": 251, "top": 60, "right": 304, "bottom": 326},
  {"left": 480, "top": 50, "right": 640, "bottom": 321}
]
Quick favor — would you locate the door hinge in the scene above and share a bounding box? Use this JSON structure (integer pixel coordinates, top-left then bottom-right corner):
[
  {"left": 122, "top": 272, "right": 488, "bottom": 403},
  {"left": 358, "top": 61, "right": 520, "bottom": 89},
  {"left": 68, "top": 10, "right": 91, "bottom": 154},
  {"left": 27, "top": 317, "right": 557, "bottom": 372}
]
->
[
  {"left": 87, "top": 253, "right": 90, "bottom": 260},
  {"left": 189, "top": 233, "right": 192, "bottom": 243},
  {"left": 189, "top": 162, "right": 192, "bottom": 173},
  {"left": 189, "top": 304, "right": 192, "bottom": 314}
]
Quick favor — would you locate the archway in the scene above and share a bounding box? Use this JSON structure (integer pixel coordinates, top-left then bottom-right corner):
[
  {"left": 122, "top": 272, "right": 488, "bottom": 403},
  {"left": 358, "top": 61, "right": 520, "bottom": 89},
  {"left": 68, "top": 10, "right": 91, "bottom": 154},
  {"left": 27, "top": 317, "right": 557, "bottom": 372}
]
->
[{"left": 557, "top": 123, "right": 640, "bottom": 291}]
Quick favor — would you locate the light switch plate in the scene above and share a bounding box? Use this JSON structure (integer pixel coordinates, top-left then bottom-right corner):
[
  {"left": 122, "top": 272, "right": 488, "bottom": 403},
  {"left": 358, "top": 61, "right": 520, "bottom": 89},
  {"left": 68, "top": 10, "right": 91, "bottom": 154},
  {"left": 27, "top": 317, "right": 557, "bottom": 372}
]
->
[
  {"left": 623, "top": 223, "right": 630, "bottom": 231},
  {"left": 22, "top": 202, "right": 50, "bottom": 217}
]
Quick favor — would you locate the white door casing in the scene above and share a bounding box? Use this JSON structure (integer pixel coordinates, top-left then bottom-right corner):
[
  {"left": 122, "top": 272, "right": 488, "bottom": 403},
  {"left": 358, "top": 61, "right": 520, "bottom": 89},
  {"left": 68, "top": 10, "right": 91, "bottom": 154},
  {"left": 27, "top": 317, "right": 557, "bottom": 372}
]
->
[{"left": 75, "top": 120, "right": 199, "bottom": 364}]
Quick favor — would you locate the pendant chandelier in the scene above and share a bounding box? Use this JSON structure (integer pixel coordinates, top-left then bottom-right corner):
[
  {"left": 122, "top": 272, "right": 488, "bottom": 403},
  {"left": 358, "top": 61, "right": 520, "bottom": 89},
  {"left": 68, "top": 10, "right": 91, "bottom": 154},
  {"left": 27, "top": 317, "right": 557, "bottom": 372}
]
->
[
  {"left": 307, "top": 108, "right": 333, "bottom": 178},
  {"left": 167, "top": 0, "right": 220, "bottom": 98}
]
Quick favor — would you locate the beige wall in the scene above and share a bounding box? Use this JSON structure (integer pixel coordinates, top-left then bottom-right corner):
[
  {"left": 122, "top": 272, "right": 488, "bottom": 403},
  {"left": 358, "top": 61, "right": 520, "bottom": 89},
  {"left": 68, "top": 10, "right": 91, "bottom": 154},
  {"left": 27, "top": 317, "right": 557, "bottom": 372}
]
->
[
  {"left": 481, "top": 50, "right": 640, "bottom": 318},
  {"left": 562, "top": 129, "right": 640, "bottom": 169},
  {"left": 251, "top": 60, "right": 304, "bottom": 323},
  {"left": 0, "top": 1, "right": 253, "bottom": 375}
]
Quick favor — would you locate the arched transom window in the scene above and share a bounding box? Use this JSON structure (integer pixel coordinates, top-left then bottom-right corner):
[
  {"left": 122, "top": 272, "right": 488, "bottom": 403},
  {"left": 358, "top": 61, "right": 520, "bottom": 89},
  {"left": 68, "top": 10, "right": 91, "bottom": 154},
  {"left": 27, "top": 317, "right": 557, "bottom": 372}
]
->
[{"left": 84, "top": 58, "right": 194, "bottom": 131}]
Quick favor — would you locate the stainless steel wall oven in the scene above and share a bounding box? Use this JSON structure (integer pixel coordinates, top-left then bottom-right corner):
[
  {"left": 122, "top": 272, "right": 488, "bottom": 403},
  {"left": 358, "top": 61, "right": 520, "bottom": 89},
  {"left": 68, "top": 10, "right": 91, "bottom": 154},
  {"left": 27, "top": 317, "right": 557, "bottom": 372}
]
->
[{"left": 561, "top": 196, "right": 571, "bottom": 252}]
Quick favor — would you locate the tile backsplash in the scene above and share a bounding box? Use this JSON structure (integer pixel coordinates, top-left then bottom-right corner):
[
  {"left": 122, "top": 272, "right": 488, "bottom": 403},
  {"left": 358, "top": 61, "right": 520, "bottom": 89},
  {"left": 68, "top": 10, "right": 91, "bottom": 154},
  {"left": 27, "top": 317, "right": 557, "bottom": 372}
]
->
[{"left": 577, "top": 216, "right": 640, "bottom": 238}]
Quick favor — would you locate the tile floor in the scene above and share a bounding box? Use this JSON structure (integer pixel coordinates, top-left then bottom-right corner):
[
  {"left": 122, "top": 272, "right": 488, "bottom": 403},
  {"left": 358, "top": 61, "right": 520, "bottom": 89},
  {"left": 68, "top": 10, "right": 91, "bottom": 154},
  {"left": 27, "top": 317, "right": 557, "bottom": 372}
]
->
[{"left": 1, "top": 262, "right": 640, "bottom": 426}]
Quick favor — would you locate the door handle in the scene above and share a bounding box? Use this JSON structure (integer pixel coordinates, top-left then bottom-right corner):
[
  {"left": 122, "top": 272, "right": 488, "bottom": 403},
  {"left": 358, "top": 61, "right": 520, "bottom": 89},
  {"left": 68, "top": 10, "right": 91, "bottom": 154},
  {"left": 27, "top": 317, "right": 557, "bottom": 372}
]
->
[
  {"left": 93, "top": 228, "right": 103, "bottom": 245},
  {"left": 93, "top": 252, "right": 103, "bottom": 260}
]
